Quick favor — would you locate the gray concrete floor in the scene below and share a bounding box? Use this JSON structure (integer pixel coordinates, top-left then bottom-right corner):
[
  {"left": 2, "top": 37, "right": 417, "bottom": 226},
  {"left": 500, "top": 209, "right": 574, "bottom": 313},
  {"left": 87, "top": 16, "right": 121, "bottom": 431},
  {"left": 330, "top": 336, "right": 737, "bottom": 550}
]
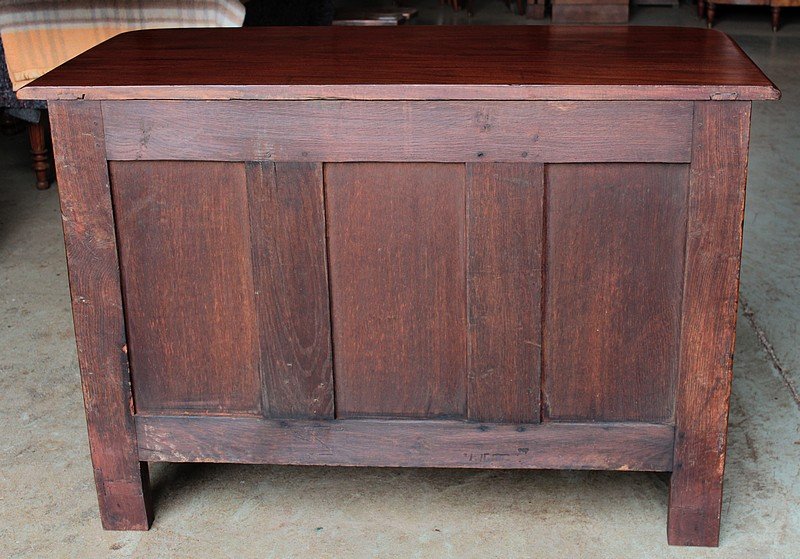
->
[{"left": 1, "top": 2, "right": 799, "bottom": 557}]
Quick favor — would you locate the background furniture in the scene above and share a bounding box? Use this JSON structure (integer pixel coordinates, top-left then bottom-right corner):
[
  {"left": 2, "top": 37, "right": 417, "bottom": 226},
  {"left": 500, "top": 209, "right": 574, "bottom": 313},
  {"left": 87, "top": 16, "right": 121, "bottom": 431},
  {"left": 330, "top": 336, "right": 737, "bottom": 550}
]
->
[
  {"left": 0, "top": 0, "right": 245, "bottom": 92},
  {"left": 0, "top": 36, "right": 50, "bottom": 189},
  {"left": 770, "top": 0, "right": 800, "bottom": 30},
  {"left": 551, "top": 0, "right": 630, "bottom": 23},
  {"left": 21, "top": 25, "right": 778, "bottom": 546},
  {"left": 244, "top": 0, "right": 334, "bottom": 25},
  {"left": 526, "top": 0, "right": 547, "bottom": 18},
  {"left": 441, "top": 0, "right": 526, "bottom": 16},
  {"left": 706, "top": 0, "right": 797, "bottom": 30},
  {"left": 333, "top": 6, "right": 417, "bottom": 25},
  {"left": 0, "top": 0, "right": 245, "bottom": 189}
]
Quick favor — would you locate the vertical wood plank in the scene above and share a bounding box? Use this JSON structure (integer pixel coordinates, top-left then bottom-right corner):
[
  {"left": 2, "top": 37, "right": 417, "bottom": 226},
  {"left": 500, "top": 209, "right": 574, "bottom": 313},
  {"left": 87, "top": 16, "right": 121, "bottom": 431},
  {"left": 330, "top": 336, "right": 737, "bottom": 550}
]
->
[
  {"left": 466, "top": 163, "right": 543, "bottom": 423},
  {"left": 326, "top": 163, "right": 467, "bottom": 419},
  {"left": 246, "top": 162, "right": 334, "bottom": 418},
  {"left": 48, "top": 101, "right": 152, "bottom": 530},
  {"left": 544, "top": 163, "right": 688, "bottom": 422},
  {"left": 110, "top": 161, "right": 261, "bottom": 415},
  {"left": 668, "top": 102, "right": 752, "bottom": 547}
]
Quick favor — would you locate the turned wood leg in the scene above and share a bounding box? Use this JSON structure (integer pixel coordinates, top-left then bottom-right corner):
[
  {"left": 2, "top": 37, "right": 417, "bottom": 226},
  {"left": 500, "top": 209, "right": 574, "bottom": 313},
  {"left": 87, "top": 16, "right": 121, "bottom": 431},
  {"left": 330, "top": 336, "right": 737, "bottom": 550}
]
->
[
  {"left": 698, "top": 0, "right": 706, "bottom": 18},
  {"left": 28, "top": 117, "right": 52, "bottom": 190},
  {"left": 771, "top": 6, "right": 780, "bottom": 31},
  {"left": 707, "top": 3, "right": 716, "bottom": 27}
]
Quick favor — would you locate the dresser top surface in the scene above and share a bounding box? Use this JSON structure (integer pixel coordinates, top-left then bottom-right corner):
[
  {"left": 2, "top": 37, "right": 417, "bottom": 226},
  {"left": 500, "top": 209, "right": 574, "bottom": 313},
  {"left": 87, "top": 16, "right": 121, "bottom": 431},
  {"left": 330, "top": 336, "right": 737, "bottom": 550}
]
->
[{"left": 19, "top": 26, "right": 779, "bottom": 101}]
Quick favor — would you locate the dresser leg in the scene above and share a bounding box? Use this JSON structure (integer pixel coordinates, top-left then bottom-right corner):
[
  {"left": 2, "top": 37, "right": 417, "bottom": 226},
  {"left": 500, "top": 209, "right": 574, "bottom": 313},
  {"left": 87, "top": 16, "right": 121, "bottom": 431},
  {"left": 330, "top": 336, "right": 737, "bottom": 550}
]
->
[
  {"left": 771, "top": 6, "right": 780, "bottom": 31},
  {"left": 667, "top": 461, "right": 724, "bottom": 546},
  {"left": 667, "top": 102, "right": 751, "bottom": 547},
  {"left": 48, "top": 101, "right": 154, "bottom": 531},
  {"left": 94, "top": 462, "right": 154, "bottom": 531}
]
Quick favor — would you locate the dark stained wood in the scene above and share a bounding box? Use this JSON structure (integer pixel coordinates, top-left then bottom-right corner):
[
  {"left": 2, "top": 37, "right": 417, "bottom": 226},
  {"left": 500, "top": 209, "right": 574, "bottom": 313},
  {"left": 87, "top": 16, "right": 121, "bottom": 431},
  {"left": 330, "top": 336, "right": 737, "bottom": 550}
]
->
[
  {"left": 137, "top": 416, "right": 675, "bottom": 471},
  {"left": 27, "top": 115, "right": 52, "bottom": 190},
  {"left": 101, "top": 100, "right": 694, "bottom": 164},
  {"left": 467, "top": 163, "right": 543, "bottom": 423},
  {"left": 325, "top": 163, "right": 467, "bottom": 419},
  {"left": 18, "top": 27, "right": 779, "bottom": 101},
  {"left": 246, "top": 162, "right": 334, "bottom": 419},
  {"left": 48, "top": 101, "right": 152, "bottom": 530},
  {"left": 544, "top": 163, "right": 688, "bottom": 422},
  {"left": 37, "top": 25, "right": 775, "bottom": 544},
  {"left": 668, "top": 102, "right": 751, "bottom": 547},
  {"left": 110, "top": 161, "right": 262, "bottom": 415}
]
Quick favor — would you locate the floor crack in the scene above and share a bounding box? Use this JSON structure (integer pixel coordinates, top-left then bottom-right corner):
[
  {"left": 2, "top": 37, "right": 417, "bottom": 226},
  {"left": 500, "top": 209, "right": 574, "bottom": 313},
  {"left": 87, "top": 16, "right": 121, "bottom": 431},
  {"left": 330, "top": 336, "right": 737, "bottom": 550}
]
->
[{"left": 740, "top": 295, "right": 800, "bottom": 410}]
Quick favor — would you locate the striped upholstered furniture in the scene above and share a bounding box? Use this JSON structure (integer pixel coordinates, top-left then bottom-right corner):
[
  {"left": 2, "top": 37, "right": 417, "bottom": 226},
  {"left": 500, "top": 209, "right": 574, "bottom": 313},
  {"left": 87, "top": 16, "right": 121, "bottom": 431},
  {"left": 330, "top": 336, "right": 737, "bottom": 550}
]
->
[{"left": 0, "top": 0, "right": 245, "bottom": 188}]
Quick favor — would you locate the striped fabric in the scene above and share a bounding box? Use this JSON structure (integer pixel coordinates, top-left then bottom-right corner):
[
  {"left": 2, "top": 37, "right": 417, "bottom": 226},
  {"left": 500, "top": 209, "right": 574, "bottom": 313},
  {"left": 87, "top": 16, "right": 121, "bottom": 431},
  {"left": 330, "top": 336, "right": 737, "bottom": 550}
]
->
[{"left": 0, "top": 0, "right": 245, "bottom": 90}]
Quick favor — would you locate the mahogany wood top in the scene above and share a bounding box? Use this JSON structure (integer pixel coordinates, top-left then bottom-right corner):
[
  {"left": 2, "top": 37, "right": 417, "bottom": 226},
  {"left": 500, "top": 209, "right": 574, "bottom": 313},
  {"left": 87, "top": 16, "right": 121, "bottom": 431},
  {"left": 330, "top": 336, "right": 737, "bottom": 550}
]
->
[{"left": 20, "top": 26, "right": 778, "bottom": 101}]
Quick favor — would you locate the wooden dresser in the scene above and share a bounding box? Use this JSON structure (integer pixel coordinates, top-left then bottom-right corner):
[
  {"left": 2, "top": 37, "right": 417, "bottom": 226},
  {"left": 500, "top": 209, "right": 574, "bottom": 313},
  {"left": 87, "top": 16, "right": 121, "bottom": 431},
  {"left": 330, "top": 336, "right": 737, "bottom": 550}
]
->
[{"left": 20, "top": 26, "right": 778, "bottom": 546}]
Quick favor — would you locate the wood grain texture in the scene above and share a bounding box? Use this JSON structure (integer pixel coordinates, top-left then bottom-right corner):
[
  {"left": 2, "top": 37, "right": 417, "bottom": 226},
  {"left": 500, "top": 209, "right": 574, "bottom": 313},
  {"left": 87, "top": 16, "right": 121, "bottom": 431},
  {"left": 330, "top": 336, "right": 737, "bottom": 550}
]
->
[
  {"left": 48, "top": 101, "right": 152, "bottom": 530},
  {"left": 668, "top": 102, "right": 751, "bottom": 547},
  {"left": 325, "top": 163, "right": 467, "bottom": 419},
  {"left": 137, "top": 416, "right": 675, "bottom": 471},
  {"left": 246, "top": 162, "right": 334, "bottom": 419},
  {"left": 110, "top": 161, "right": 261, "bottom": 415},
  {"left": 101, "top": 100, "right": 694, "bottom": 164},
  {"left": 544, "top": 163, "right": 688, "bottom": 422},
  {"left": 467, "top": 163, "right": 543, "bottom": 423},
  {"left": 18, "top": 26, "right": 779, "bottom": 101}
]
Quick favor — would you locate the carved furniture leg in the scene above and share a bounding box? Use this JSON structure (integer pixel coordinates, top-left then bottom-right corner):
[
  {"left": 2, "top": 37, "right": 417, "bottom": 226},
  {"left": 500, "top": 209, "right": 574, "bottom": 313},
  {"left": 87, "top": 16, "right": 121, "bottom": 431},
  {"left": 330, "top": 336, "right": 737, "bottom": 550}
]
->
[{"left": 28, "top": 116, "right": 52, "bottom": 190}]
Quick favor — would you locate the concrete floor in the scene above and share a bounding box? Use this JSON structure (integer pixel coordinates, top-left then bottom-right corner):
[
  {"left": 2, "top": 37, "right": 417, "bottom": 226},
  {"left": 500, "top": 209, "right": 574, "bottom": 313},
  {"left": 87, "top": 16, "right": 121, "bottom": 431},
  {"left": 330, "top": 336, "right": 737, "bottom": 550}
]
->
[{"left": 1, "top": 2, "right": 799, "bottom": 557}]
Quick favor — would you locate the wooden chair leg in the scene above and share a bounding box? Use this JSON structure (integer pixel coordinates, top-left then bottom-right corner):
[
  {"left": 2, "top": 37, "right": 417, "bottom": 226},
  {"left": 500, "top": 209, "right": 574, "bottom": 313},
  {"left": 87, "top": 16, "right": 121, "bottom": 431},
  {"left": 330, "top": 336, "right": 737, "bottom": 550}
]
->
[
  {"left": 698, "top": 0, "right": 706, "bottom": 18},
  {"left": 771, "top": 6, "right": 780, "bottom": 31},
  {"left": 28, "top": 116, "right": 52, "bottom": 190},
  {"left": 707, "top": 2, "right": 716, "bottom": 27},
  {"left": 517, "top": 0, "right": 525, "bottom": 14}
]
